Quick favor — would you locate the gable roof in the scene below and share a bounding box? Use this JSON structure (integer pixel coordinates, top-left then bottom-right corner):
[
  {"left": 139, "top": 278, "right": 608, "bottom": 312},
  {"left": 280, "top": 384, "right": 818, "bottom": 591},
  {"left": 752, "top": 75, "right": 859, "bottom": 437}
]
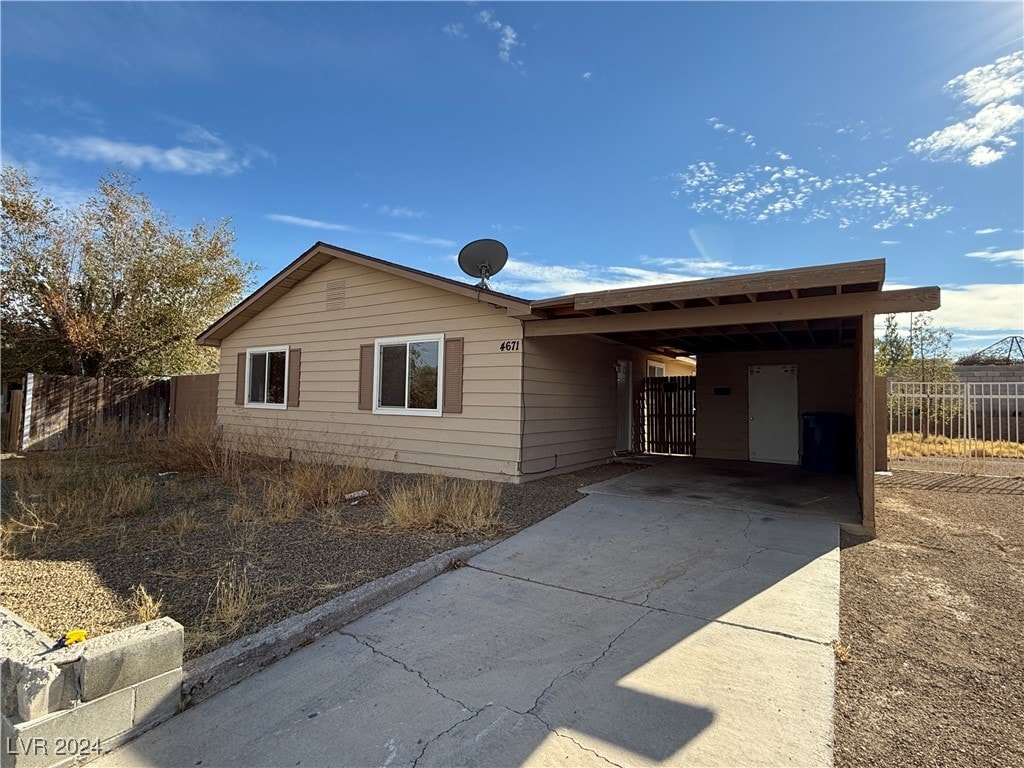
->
[{"left": 197, "top": 241, "right": 535, "bottom": 346}]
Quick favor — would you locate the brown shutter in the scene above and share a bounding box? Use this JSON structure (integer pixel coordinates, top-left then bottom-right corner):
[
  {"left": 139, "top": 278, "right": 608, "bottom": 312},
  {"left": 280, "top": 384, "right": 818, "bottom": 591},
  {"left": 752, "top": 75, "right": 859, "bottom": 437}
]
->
[
  {"left": 235, "top": 352, "right": 246, "bottom": 405},
  {"left": 358, "top": 344, "right": 374, "bottom": 410},
  {"left": 287, "top": 347, "right": 301, "bottom": 408},
  {"left": 443, "top": 337, "right": 464, "bottom": 414}
]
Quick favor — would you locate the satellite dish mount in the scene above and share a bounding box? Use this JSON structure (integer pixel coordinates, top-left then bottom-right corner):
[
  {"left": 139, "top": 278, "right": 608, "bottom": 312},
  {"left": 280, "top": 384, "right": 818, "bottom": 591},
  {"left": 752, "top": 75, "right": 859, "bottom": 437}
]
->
[{"left": 458, "top": 239, "right": 508, "bottom": 290}]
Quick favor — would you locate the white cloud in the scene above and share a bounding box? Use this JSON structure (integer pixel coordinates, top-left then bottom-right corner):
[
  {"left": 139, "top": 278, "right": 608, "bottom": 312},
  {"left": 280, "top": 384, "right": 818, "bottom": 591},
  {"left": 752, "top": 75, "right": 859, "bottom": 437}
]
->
[
  {"left": 707, "top": 117, "right": 756, "bottom": 147},
  {"left": 673, "top": 158, "right": 950, "bottom": 230},
  {"left": 386, "top": 232, "right": 455, "bottom": 247},
  {"left": 974, "top": 227, "right": 1001, "bottom": 234},
  {"left": 880, "top": 280, "right": 1024, "bottom": 344},
  {"left": 377, "top": 205, "right": 425, "bottom": 219},
  {"left": 776, "top": 152, "right": 792, "bottom": 160},
  {"left": 641, "top": 256, "right": 764, "bottom": 276},
  {"left": 266, "top": 214, "right": 356, "bottom": 232},
  {"left": 582, "top": 71, "right": 593, "bottom": 80},
  {"left": 490, "top": 258, "right": 704, "bottom": 297},
  {"left": 949, "top": 51, "right": 1024, "bottom": 107},
  {"left": 267, "top": 213, "right": 454, "bottom": 248},
  {"left": 965, "top": 248, "right": 1024, "bottom": 266},
  {"left": 880, "top": 240, "right": 900, "bottom": 245},
  {"left": 476, "top": 10, "right": 524, "bottom": 70},
  {"left": 908, "top": 50, "right": 1024, "bottom": 167},
  {"left": 43, "top": 128, "right": 264, "bottom": 175},
  {"left": 442, "top": 23, "right": 467, "bottom": 38},
  {"left": 932, "top": 283, "right": 1024, "bottom": 331}
]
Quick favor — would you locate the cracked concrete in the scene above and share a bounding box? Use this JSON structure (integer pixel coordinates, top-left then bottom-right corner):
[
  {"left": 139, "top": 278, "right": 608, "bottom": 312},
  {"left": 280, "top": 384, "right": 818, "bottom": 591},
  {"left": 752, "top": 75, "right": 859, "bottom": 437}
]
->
[{"left": 96, "top": 460, "right": 841, "bottom": 768}]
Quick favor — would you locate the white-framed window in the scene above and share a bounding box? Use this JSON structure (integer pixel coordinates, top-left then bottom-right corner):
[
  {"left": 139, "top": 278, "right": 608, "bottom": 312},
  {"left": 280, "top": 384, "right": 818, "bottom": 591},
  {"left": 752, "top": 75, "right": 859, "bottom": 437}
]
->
[
  {"left": 647, "top": 361, "right": 666, "bottom": 378},
  {"left": 372, "top": 334, "right": 444, "bottom": 416},
  {"left": 246, "top": 346, "right": 289, "bottom": 408}
]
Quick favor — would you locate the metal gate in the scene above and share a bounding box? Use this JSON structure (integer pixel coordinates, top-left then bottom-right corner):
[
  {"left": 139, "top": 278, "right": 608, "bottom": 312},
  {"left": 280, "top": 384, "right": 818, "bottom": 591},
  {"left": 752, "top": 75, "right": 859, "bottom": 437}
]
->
[
  {"left": 636, "top": 376, "right": 696, "bottom": 455},
  {"left": 887, "top": 380, "right": 1024, "bottom": 475}
]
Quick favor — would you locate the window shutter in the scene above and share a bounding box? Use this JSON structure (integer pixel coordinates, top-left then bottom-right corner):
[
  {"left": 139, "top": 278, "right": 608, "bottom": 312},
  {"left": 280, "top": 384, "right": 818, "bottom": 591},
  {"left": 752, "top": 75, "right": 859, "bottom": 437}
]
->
[
  {"left": 287, "top": 347, "right": 301, "bottom": 408},
  {"left": 358, "top": 344, "right": 374, "bottom": 410},
  {"left": 443, "top": 337, "right": 464, "bottom": 414},
  {"left": 235, "top": 352, "right": 246, "bottom": 405}
]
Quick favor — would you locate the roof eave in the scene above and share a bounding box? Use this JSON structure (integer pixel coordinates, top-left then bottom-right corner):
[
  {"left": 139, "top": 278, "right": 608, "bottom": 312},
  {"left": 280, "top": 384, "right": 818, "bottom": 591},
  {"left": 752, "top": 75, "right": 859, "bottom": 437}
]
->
[{"left": 196, "top": 241, "right": 534, "bottom": 346}]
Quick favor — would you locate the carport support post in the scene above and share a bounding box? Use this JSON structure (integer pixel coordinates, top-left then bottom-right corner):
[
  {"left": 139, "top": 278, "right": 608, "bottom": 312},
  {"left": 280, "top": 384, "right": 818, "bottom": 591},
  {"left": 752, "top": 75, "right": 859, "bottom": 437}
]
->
[{"left": 858, "top": 312, "right": 876, "bottom": 533}]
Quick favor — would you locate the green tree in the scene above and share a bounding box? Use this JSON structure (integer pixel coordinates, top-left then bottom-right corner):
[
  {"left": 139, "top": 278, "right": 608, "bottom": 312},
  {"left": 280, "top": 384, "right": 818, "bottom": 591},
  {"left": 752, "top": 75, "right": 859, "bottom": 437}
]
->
[
  {"left": 879, "top": 312, "right": 958, "bottom": 438},
  {"left": 874, "top": 313, "right": 913, "bottom": 376},
  {"left": 1, "top": 166, "right": 255, "bottom": 379},
  {"left": 874, "top": 312, "right": 956, "bottom": 382},
  {"left": 895, "top": 313, "right": 956, "bottom": 383}
]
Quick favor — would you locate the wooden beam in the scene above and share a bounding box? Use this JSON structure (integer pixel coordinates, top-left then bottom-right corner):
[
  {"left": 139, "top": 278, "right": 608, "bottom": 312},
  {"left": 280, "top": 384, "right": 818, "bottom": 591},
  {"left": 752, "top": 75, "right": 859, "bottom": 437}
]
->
[
  {"left": 572, "top": 259, "right": 886, "bottom": 310},
  {"left": 525, "top": 287, "right": 939, "bottom": 338}
]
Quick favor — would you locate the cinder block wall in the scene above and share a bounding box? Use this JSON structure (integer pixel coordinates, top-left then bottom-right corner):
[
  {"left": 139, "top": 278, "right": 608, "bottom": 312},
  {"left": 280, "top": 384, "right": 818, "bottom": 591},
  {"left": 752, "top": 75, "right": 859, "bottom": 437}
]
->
[
  {"left": 953, "top": 364, "right": 1024, "bottom": 383},
  {"left": 1, "top": 610, "right": 183, "bottom": 768}
]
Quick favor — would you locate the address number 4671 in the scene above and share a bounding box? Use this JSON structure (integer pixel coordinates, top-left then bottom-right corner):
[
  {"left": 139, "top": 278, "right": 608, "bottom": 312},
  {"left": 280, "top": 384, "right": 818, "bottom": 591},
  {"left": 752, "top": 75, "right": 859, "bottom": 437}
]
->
[{"left": 498, "top": 340, "right": 520, "bottom": 352}]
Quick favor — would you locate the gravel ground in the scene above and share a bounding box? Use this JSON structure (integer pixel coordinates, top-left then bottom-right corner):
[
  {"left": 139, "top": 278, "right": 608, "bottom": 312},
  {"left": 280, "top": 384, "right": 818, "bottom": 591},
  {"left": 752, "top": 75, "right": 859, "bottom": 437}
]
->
[
  {"left": 1, "top": 452, "right": 635, "bottom": 660},
  {"left": 835, "top": 470, "right": 1024, "bottom": 767}
]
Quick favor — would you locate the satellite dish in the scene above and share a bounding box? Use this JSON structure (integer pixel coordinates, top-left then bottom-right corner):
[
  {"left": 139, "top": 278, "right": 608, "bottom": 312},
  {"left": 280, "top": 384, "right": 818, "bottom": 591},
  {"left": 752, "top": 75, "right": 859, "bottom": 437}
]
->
[{"left": 458, "top": 239, "right": 508, "bottom": 290}]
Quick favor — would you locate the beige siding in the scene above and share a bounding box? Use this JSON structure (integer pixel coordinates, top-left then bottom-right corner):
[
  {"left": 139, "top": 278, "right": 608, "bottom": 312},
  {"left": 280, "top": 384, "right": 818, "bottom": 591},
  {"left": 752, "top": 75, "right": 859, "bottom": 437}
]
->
[
  {"left": 521, "top": 336, "right": 620, "bottom": 476},
  {"left": 696, "top": 349, "right": 856, "bottom": 461},
  {"left": 216, "top": 258, "right": 524, "bottom": 481}
]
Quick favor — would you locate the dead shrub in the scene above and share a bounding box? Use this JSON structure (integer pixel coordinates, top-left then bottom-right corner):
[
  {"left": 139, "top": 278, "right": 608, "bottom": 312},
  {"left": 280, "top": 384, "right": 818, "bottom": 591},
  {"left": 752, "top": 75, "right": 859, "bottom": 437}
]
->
[
  {"left": 260, "top": 476, "right": 302, "bottom": 523},
  {"left": 153, "top": 419, "right": 224, "bottom": 475},
  {"left": 830, "top": 639, "right": 852, "bottom": 664},
  {"left": 383, "top": 475, "right": 504, "bottom": 534},
  {"left": 208, "top": 563, "right": 256, "bottom": 632},
  {"left": 287, "top": 459, "right": 380, "bottom": 508},
  {"left": 129, "top": 584, "right": 163, "bottom": 623}
]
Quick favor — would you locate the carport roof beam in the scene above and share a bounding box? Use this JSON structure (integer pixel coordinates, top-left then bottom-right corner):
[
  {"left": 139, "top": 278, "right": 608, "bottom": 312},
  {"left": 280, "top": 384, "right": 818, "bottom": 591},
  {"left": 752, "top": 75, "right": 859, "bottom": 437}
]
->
[
  {"left": 533, "top": 258, "right": 887, "bottom": 312},
  {"left": 522, "top": 286, "right": 939, "bottom": 338}
]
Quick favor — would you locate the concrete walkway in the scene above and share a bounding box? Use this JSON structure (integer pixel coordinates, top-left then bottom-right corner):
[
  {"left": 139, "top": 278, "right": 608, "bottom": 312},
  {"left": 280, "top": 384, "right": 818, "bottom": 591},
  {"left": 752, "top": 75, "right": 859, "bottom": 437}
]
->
[{"left": 97, "top": 463, "right": 842, "bottom": 767}]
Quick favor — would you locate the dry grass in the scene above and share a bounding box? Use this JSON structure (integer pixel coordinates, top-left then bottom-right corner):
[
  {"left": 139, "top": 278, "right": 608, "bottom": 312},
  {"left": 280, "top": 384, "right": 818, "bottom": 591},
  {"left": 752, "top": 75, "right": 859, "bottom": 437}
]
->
[
  {"left": 384, "top": 475, "right": 504, "bottom": 534},
  {"left": 888, "top": 433, "right": 1024, "bottom": 459},
  {"left": 166, "top": 509, "right": 199, "bottom": 538},
  {"left": 156, "top": 419, "right": 225, "bottom": 476},
  {"left": 129, "top": 584, "right": 163, "bottom": 622},
  {"left": 1, "top": 458, "right": 154, "bottom": 555},
  {"left": 184, "top": 563, "right": 261, "bottom": 657},
  {"left": 288, "top": 460, "right": 380, "bottom": 507}
]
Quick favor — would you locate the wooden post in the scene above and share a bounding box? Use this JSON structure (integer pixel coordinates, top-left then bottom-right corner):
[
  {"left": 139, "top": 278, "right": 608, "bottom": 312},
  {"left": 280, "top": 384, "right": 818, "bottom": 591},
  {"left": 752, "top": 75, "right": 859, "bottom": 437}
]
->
[
  {"left": 874, "top": 376, "right": 888, "bottom": 471},
  {"left": 5, "top": 388, "right": 24, "bottom": 452},
  {"left": 858, "top": 314, "right": 876, "bottom": 532}
]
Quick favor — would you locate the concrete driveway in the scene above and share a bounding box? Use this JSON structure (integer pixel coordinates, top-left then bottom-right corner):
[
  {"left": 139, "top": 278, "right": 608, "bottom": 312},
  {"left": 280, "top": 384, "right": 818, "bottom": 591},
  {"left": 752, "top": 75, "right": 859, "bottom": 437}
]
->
[{"left": 99, "top": 461, "right": 843, "bottom": 767}]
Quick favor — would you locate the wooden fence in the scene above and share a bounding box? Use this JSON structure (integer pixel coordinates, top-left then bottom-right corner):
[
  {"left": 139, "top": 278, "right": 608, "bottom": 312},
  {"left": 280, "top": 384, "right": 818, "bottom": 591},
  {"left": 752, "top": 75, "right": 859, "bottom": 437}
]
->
[
  {"left": 2, "top": 372, "right": 219, "bottom": 452},
  {"left": 636, "top": 375, "right": 697, "bottom": 456}
]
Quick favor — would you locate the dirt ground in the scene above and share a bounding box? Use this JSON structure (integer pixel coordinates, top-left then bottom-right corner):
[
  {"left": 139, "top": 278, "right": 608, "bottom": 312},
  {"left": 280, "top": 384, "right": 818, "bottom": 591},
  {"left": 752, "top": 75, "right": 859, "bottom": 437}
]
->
[
  {"left": 1, "top": 449, "right": 635, "bottom": 660},
  {"left": 835, "top": 469, "right": 1024, "bottom": 767}
]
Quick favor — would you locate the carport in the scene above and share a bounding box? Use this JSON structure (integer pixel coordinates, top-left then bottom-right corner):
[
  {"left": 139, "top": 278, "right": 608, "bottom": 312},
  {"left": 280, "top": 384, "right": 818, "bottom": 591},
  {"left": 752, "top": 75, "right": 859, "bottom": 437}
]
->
[{"left": 525, "top": 258, "right": 940, "bottom": 531}]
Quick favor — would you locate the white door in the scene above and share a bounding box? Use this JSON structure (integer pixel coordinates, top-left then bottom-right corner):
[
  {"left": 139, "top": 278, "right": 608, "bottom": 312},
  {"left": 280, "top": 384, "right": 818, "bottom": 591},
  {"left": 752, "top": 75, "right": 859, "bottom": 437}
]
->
[
  {"left": 615, "top": 360, "right": 633, "bottom": 453},
  {"left": 748, "top": 364, "right": 799, "bottom": 464}
]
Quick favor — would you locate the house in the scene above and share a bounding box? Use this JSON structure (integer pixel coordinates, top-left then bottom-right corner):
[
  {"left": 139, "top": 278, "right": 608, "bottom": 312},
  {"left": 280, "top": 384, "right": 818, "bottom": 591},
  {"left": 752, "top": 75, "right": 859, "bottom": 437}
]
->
[{"left": 197, "top": 242, "right": 940, "bottom": 528}]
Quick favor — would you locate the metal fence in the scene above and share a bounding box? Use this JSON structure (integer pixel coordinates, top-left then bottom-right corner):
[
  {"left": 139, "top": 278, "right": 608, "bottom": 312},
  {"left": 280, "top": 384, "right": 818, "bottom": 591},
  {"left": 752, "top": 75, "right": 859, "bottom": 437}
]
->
[{"left": 887, "top": 380, "right": 1024, "bottom": 475}]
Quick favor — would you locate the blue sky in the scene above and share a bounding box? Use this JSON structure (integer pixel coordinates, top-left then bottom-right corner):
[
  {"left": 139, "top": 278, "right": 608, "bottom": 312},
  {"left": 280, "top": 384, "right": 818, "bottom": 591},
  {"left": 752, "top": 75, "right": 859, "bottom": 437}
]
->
[{"left": 3, "top": 1, "right": 1022, "bottom": 355}]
